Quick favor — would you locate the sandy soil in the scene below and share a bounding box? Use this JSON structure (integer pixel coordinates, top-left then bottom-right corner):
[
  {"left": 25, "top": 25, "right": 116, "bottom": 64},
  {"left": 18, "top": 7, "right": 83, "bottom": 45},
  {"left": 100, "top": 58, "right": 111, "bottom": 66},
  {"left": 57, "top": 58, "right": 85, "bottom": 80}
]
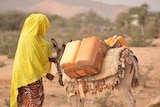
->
[{"left": 0, "top": 46, "right": 160, "bottom": 107}]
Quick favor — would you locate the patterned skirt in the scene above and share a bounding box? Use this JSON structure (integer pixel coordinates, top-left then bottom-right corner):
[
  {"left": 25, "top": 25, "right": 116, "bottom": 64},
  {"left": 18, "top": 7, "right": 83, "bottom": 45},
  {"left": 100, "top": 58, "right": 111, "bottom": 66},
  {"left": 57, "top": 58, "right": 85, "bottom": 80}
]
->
[{"left": 17, "top": 79, "right": 44, "bottom": 107}]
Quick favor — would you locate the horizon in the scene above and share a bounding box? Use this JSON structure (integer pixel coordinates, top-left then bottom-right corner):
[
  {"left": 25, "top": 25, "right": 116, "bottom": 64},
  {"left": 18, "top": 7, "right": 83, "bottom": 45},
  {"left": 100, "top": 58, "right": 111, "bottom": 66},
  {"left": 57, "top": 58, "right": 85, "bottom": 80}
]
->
[{"left": 91, "top": 0, "right": 160, "bottom": 12}]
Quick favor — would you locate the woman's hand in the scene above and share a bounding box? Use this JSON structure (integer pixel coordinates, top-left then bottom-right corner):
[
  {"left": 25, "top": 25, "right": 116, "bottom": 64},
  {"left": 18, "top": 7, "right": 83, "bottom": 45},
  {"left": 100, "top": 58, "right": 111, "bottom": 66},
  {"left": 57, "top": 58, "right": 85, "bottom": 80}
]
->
[
  {"left": 49, "top": 57, "right": 57, "bottom": 63},
  {"left": 46, "top": 73, "right": 54, "bottom": 80}
]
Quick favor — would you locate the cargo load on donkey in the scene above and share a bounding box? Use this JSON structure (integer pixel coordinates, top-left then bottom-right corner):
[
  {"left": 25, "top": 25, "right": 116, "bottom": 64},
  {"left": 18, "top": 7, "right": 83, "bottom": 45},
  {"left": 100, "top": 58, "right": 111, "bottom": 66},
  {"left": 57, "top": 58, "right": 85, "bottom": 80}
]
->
[
  {"left": 60, "top": 36, "right": 108, "bottom": 78},
  {"left": 50, "top": 35, "right": 139, "bottom": 107},
  {"left": 104, "top": 35, "right": 128, "bottom": 48}
]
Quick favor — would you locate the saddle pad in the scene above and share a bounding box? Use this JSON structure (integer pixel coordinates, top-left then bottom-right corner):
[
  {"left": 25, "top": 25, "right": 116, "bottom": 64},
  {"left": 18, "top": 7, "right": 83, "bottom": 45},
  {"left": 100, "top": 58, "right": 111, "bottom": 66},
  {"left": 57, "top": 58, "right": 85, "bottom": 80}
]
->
[{"left": 87, "top": 47, "right": 125, "bottom": 81}]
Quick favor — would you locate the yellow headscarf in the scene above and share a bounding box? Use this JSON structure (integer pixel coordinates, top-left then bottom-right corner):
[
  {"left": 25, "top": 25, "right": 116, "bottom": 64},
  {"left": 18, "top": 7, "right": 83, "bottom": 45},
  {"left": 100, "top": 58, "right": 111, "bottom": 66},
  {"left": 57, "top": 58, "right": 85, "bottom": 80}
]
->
[{"left": 10, "top": 14, "right": 52, "bottom": 107}]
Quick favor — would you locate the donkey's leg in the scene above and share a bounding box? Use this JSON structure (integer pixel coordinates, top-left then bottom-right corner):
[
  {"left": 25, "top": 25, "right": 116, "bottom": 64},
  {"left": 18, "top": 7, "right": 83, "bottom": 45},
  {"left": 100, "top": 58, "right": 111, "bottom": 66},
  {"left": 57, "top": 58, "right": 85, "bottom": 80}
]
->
[
  {"left": 117, "top": 64, "right": 136, "bottom": 107},
  {"left": 78, "top": 98, "right": 85, "bottom": 107},
  {"left": 119, "top": 88, "right": 136, "bottom": 107},
  {"left": 69, "top": 95, "right": 85, "bottom": 107},
  {"left": 69, "top": 95, "right": 78, "bottom": 107}
]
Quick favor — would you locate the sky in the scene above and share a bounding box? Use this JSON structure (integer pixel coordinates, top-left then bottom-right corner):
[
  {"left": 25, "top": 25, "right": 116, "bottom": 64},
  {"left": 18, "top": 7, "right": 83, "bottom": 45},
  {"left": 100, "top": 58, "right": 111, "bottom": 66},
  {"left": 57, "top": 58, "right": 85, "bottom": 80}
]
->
[{"left": 91, "top": 0, "right": 160, "bottom": 12}]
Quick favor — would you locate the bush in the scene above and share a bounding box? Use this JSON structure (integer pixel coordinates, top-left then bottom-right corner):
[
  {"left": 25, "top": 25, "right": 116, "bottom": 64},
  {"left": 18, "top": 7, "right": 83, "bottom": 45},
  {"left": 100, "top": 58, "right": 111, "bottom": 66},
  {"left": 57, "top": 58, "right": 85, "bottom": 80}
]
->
[
  {"left": 0, "top": 30, "right": 20, "bottom": 58},
  {"left": 0, "top": 11, "right": 27, "bottom": 31}
]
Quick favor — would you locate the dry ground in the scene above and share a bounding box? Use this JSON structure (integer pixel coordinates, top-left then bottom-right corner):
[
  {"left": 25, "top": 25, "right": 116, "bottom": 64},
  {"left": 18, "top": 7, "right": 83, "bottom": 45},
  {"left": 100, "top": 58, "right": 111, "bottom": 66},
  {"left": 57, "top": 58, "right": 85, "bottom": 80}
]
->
[{"left": 0, "top": 46, "right": 160, "bottom": 107}]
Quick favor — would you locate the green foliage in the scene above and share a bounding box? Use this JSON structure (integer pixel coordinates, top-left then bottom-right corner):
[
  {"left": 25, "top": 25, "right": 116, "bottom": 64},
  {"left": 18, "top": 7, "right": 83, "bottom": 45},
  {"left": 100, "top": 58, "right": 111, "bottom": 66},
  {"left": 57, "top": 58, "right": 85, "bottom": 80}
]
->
[
  {"left": 115, "top": 3, "right": 160, "bottom": 45},
  {"left": 0, "top": 5, "right": 160, "bottom": 57},
  {"left": 48, "top": 10, "right": 113, "bottom": 44},
  {"left": 0, "top": 30, "right": 20, "bottom": 58},
  {"left": 129, "top": 37, "right": 151, "bottom": 47},
  {"left": 145, "top": 21, "right": 159, "bottom": 38},
  {"left": 115, "top": 12, "right": 129, "bottom": 28},
  {"left": 0, "top": 11, "right": 27, "bottom": 31}
]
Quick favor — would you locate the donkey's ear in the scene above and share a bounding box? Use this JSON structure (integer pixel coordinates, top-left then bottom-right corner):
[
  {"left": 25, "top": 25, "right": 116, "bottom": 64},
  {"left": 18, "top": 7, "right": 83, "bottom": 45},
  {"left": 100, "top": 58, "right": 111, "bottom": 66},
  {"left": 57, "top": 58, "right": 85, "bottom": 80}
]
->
[
  {"left": 62, "top": 44, "right": 66, "bottom": 50},
  {"left": 51, "top": 38, "right": 58, "bottom": 51}
]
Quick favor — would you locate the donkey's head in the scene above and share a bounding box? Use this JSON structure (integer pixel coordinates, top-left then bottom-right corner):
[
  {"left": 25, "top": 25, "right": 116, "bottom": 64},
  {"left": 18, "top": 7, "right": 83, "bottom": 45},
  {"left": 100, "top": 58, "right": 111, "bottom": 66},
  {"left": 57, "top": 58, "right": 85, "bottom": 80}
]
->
[
  {"left": 51, "top": 38, "right": 65, "bottom": 61},
  {"left": 50, "top": 38, "right": 66, "bottom": 86}
]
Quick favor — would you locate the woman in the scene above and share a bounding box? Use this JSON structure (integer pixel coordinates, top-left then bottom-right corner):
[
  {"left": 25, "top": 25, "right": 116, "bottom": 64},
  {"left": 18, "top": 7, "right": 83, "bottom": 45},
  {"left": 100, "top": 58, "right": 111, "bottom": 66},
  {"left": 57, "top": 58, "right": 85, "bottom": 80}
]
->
[{"left": 10, "top": 13, "right": 53, "bottom": 107}]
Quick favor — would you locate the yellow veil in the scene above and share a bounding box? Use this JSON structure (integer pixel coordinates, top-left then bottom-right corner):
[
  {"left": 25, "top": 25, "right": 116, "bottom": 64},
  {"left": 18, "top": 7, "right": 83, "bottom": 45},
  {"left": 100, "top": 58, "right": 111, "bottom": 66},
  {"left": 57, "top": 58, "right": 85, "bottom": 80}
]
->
[{"left": 10, "top": 14, "right": 52, "bottom": 107}]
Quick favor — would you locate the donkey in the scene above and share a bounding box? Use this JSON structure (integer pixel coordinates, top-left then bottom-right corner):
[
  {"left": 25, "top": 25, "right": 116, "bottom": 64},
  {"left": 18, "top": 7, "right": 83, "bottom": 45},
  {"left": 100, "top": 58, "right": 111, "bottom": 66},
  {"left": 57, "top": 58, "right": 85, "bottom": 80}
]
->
[{"left": 50, "top": 38, "right": 139, "bottom": 107}]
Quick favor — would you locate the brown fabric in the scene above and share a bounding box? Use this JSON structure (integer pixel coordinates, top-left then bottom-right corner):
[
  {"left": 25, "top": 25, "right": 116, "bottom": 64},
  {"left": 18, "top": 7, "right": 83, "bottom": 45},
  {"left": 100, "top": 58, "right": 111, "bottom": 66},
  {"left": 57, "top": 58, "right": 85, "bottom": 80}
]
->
[{"left": 17, "top": 79, "right": 44, "bottom": 107}]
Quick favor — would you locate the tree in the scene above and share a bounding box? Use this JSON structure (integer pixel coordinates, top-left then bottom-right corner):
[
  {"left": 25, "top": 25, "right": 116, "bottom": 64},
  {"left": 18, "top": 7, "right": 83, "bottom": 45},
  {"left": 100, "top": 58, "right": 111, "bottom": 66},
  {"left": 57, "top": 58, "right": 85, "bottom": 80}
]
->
[
  {"left": 128, "top": 3, "right": 149, "bottom": 36},
  {"left": 138, "top": 3, "right": 149, "bottom": 36}
]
